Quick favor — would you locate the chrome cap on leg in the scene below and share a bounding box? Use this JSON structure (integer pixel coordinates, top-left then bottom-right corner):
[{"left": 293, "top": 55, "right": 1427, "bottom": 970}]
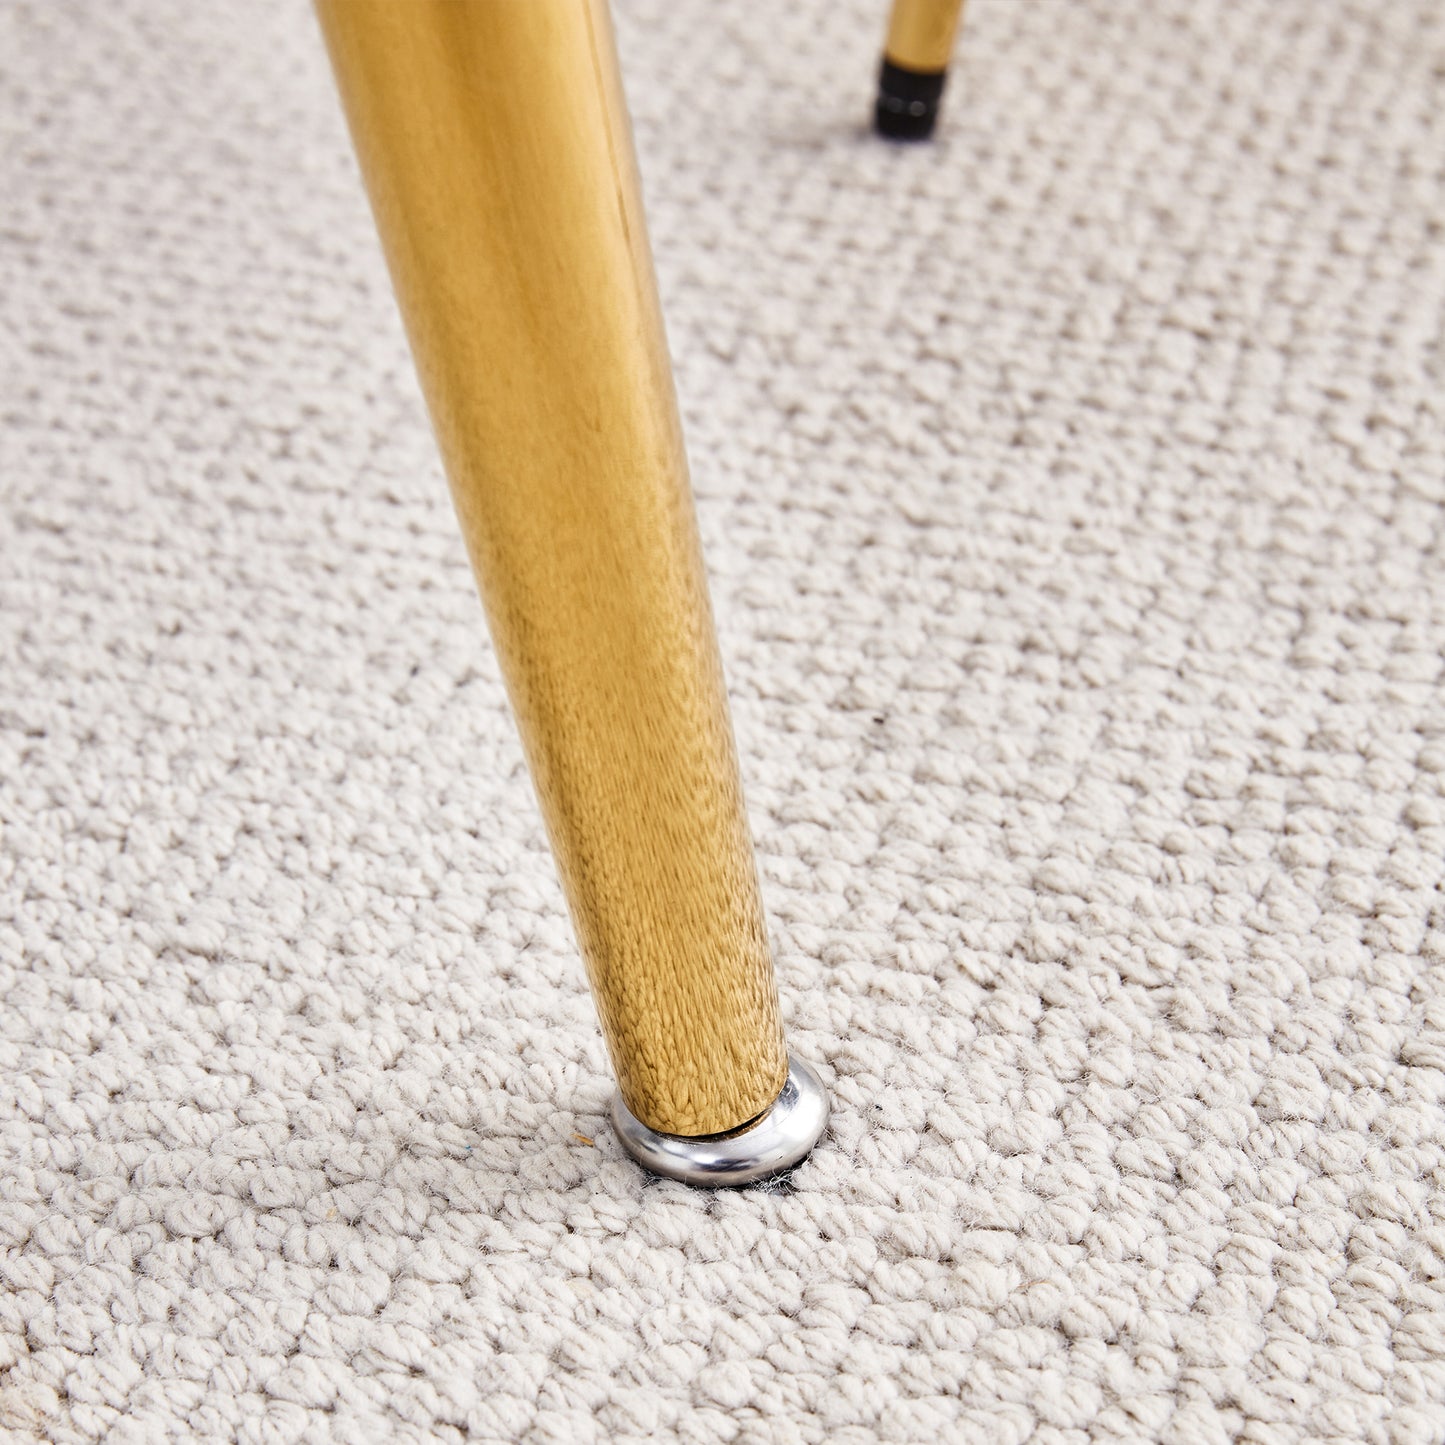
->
[{"left": 611, "top": 1056, "right": 829, "bottom": 1187}]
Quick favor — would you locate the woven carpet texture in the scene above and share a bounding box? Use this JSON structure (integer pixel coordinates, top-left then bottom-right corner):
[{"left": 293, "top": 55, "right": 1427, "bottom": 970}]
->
[{"left": 3, "top": 0, "right": 1444, "bottom": 1441}]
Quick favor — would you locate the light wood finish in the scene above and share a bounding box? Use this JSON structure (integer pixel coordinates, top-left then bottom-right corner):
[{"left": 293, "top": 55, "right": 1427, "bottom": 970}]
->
[
  {"left": 884, "top": 0, "right": 967, "bottom": 73},
  {"left": 315, "top": 0, "right": 787, "bottom": 1137}
]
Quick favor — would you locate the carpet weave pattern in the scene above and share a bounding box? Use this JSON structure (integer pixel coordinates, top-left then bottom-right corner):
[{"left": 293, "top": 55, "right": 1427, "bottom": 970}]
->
[{"left": 2, "top": 1, "right": 1444, "bottom": 1441}]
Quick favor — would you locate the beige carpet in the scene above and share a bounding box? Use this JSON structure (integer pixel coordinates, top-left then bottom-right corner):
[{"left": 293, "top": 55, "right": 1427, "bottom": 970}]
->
[{"left": 3, "top": 0, "right": 1445, "bottom": 1440}]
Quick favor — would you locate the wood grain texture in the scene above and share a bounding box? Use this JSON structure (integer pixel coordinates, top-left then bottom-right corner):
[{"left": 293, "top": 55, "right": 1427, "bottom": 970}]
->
[
  {"left": 314, "top": 0, "right": 787, "bottom": 1136},
  {"left": 884, "top": 0, "right": 967, "bottom": 72}
]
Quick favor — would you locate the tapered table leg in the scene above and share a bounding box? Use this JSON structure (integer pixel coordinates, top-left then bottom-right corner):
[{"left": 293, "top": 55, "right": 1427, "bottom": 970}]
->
[
  {"left": 314, "top": 0, "right": 826, "bottom": 1183},
  {"left": 875, "top": 0, "right": 968, "bottom": 140}
]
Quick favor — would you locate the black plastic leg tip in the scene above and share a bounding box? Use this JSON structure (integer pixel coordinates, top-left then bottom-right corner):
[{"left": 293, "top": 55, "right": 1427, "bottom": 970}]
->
[
  {"left": 874, "top": 58, "right": 946, "bottom": 142},
  {"left": 875, "top": 98, "right": 939, "bottom": 140}
]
